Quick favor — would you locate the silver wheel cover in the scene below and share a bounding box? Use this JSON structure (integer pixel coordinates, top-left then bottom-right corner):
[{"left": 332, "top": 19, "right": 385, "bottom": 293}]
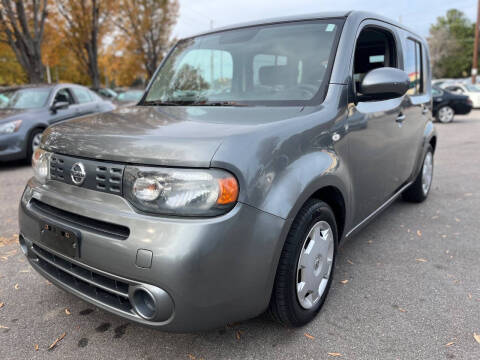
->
[
  {"left": 422, "top": 151, "right": 433, "bottom": 195},
  {"left": 438, "top": 106, "right": 454, "bottom": 123},
  {"left": 32, "top": 132, "right": 42, "bottom": 152},
  {"left": 296, "top": 220, "right": 334, "bottom": 309}
]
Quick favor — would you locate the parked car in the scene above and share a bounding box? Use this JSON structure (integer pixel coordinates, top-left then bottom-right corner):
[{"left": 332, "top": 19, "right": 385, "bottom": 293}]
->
[
  {"left": 442, "top": 83, "right": 480, "bottom": 108},
  {"left": 432, "top": 86, "right": 472, "bottom": 123},
  {"left": 0, "top": 84, "right": 115, "bottom": 162},
  {"left": 19, "top": 11, "right": 436, "bottom": 331},
  {"left": 112, "top": 89, "right": 144, "bottom": 107},
  {"left": 91, "top": 87, "right": 118, "bottom": 99}
]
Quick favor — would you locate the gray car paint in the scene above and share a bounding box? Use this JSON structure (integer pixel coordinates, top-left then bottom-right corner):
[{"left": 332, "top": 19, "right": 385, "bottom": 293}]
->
[{"left": 19, "top": 11, "right": 436, "bottom": 331}]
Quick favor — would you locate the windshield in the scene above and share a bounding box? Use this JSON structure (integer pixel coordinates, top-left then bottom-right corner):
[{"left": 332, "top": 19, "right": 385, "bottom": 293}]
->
[
  {"left": 0, "top": 88, "right": 51, "bottom": 109},
  {"left": 143, "top": 20, "right": 342, "bottom": 106},
  {"left": 465, "top": 84, "right": 480, "bottom": 92}
]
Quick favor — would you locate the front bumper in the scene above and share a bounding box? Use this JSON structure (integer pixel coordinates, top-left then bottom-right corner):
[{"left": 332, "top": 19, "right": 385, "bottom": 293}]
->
[
  {"left": 0, "top": 132, "right": 26, "bottom": 161},
  {"left": 19, "top": 177, "right": 288, "bottom": 331}
]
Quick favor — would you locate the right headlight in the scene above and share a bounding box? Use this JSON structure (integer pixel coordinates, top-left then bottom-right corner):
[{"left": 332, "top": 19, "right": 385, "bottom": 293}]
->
[
  {"left": 32, "top": 148, "right": 51, "bottom": 183},
  {"left": 123, "top": 166, "right": 239, "bottom": 216}
]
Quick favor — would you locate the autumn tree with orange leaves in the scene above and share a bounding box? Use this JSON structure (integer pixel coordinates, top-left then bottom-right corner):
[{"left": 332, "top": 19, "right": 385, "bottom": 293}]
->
[
  {"left": 56, "top": 0, "right": 113, "bottom": 88},
  {"left": 0, "top": 0, "right": 48, "bottom": 83},
  {"left": 115, "top": 0, "right": 179, "bottom": 79}
]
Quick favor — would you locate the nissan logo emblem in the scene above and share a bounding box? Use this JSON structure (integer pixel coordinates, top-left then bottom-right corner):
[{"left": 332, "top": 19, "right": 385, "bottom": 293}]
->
[{"left": 70, "top": 162, "right": 86, "bottom": 185}]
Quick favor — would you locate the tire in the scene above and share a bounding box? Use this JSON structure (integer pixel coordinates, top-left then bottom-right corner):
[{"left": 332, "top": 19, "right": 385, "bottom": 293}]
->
[
  {"left": 268, "top": 199, "right": 337, "bottom": 327},
  {"left": 436, "top": 105, "right": 454, "bottom": 123},
  {"left": 402, "top": 145, "right": 434, "bottom": 203},
  {"left": 26, "top": 128, "right": 44, "bottom": 163}
]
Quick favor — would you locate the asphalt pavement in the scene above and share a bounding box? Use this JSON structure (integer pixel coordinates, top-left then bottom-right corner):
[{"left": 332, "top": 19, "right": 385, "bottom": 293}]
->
[{"left": 1, "top": 112, "right": 479, "bottom": 360}]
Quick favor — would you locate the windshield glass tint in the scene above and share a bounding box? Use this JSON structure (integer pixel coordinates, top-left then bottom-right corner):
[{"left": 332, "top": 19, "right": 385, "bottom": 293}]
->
[
  {"left": 465, "top": 84, "right": 480, "bottom": 92},
  {"left": 144, "top": 20, "right": 341, "bottom": 105},
  {"left": 0, "top": 88, "right": 50, "bottom": 109}
]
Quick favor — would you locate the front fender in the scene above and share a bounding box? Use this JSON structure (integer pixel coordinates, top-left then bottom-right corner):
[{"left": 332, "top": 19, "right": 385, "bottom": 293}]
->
[{"left": 411, "top": 120, "right": 436, "bottom": 180}]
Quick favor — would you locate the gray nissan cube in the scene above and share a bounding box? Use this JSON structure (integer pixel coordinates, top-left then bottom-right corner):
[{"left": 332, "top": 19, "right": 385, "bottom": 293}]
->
[{"left": 19, "top": 11, "right": 436, "bottom": 331}]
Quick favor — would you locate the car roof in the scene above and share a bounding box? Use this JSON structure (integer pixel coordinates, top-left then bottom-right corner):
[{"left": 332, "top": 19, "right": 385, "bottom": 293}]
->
[
  {"left": 182, "top": 11, "right": 420, "bottom": 40},
  {"left": 0, "top": 83, "right": 87, "bottom": 92}
]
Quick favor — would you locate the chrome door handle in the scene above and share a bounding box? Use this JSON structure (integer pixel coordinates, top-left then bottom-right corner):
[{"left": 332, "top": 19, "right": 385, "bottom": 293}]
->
[{"left": 396, "top": 113, "right": 406, "bottom": 122}]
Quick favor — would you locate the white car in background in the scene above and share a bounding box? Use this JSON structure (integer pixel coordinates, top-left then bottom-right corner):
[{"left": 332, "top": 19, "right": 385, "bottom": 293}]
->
[{"left": 443, "top": 83, "right": 480, "bottom": 108}]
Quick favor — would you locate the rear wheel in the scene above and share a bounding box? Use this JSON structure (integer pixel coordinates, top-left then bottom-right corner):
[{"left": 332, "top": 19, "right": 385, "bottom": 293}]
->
[
  {"left": 436, "top": 105, "right": 454, "bottom": 123},
  {"left": 402, "top": 145, "right": 434, "bottom": 203},
  {"left": 268, "top": 199, "right": 337, "bottom": 327}
]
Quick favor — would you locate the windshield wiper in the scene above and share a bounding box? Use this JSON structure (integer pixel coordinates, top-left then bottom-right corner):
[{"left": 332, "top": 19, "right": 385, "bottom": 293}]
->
[
  {"left": 141, "top": 100, "right": 184, "bottom": 106},
  {"left": 190, "top": 101, "right": 248, "bottom": 107}
]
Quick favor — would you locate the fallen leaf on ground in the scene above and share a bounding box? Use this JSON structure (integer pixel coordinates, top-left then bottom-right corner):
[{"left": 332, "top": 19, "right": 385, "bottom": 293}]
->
[
  {"left": 474, "top": 332, "right": 480, "bottom": 344},
  {"left": 65, "top": 308, "right": 71, "bottom": 315},
  {"left": 235, "top": 330, "right": 243, "bottom": 340},
  {"left": 468, "top": 293, "right": 472, "bottom": 299},
  {"left": 0, "top": 325, "right": 9, "bottom": 329},
  {"left": 34, "top": 344, "right": 39, "bottom": 351},
  {"left": 187, "top": 355, "right": 195, "bottom": 360},
  {"left": 0, "top": 302, "right": 4, "bottom": 308},
  {"left": 455, "top": 218, "right": 461, "bottom": 222},
  {"left": 415, "top": 258, "right": 427, "bottom": 262},
  {"left": 340, "top": 280, "right": 349, "bottom": 284},
  {"left": 367, "top": 240, "right": 373, "bottom": 244},
  {"left": 304, "top": 333, "right": 315, "bottom": 340},
  {"left": 398, "top": 307, "right": 407, "bottom": 313},
  {"left": 346, "top": 259, "right": 354, "bottom": 265},
  {"left": 14, "top": 283, "right": 19, "bottom": 290},
  {"left": 417, "top": 230, "right": 422, "bottom": 237},
  {"left": 48, "top": 332, "right": 66, "bottom": 351},
  {"left": 445, "top": 342, "right": 455, "bottom": 347},
  {"left": 327, "top": 353, "right": 342, "bottom": 357}
]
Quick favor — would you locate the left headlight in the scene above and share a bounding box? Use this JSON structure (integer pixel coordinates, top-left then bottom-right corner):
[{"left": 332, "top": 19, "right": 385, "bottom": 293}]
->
[
  {"left": 124, "top": 166, "right": 239, "bottom": 216},
  {"left": 0, "top": 120, "right": 22, "bottom": 134},
  {"left": 32, "top": 148, "right": 51, "bottom": 183}
]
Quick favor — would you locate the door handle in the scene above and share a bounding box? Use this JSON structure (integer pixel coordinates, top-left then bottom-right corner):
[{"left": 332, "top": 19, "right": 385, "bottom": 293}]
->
[{"left": 396, "top": 113, "right": 406, "bottom": 123}]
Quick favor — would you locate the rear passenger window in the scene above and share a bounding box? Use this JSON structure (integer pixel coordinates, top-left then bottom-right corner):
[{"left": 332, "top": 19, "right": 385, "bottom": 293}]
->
[
  {"left": 405, "top": 39, "right": 423, "bottom": 95},
  {"left": 72, "top": 88, "right": 93, "bottom": 103}
]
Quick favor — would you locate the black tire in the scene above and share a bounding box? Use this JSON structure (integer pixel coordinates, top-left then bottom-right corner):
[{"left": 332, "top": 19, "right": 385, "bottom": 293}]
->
[
  {"left": 268, "top": 199, "right": 338, "bottom": 327},
  {"left": 402, "top": 145, "right": 434, "bottom": 203},
  {"left": 26, "top": 128, "right": 44, "bottom": 163}
]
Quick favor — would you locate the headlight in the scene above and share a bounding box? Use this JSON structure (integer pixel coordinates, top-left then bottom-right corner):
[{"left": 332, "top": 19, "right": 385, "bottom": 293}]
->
[
  {"left": 0, "top": 120, "right": 22, "bottom": 134},
  {"left": 124, "top": 166, "right": 239, "bottom": 216},
  {"left": 32, "top": 148, "right": 51, "bottom": 183}
]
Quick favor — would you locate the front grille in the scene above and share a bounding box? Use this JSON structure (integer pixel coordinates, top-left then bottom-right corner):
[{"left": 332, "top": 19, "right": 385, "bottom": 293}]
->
[
  {"left": 29, "top": 199, "right": 130, "bottom": 240},
  {"left": 50, "top": 154, "right": 124, "bottom": 195},
  {"left": 32, "top": 243, "right": 133, "bottom": 313}
]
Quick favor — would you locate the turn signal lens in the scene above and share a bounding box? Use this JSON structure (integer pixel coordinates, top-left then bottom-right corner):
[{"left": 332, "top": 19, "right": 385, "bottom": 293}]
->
[
  {"left": 217, "top": 177, "right": 239, "bottom": 204},
  {"left": 32, "top": 148, "right": 50, "bottom": 183},
  {"left": 133, "top": 177, "right": 162, "bottom": 201}
]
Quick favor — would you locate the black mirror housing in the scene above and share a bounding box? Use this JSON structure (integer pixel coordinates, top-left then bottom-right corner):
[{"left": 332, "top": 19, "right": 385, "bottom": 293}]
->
[{"left": 358, "top": 67, "right": 410, "bottom": 101}]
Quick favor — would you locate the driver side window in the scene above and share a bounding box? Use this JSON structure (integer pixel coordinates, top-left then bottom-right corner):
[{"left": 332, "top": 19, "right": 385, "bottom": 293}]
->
[
  {"left": 353, "top": 27, "right": 398, "bottom": 96},
  {"left": 54, "top": 88, "right": 74, "bottom": 104}
]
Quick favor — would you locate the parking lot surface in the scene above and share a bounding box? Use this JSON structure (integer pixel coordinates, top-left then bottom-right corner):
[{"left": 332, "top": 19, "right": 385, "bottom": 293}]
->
[{"left": 1, "top": 112, "right": 479, "bottom": 360}]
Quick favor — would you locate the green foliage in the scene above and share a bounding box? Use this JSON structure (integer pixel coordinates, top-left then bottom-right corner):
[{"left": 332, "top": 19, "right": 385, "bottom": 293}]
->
[{"left": 429, "top": 9, "right": 475, "bottom": 78}]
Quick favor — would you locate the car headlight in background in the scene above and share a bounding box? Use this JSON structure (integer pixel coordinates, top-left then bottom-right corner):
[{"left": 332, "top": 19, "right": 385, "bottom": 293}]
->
[
  {"left": 32, "top": 148, "right": 51, "bottom": 183},
  {"left": 124, "top": 166, "right": 239, "bottom": 216},
  {"left": 0, "top": 120, "right": 22, "bottom": 134}
]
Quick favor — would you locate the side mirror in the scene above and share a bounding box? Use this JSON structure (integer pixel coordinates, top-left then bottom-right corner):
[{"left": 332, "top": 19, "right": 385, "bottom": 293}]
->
[
  {"left": 358, "top": 67, "right": 410, "bottom": 101},
  {"left": 51, "top": 101, "right": 69, "bottom": 112}
]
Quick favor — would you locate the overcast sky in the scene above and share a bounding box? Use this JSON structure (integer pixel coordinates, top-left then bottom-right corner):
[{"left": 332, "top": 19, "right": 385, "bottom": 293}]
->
[{"left": 174, "top": 0, "right": 477, "bottom": 39}]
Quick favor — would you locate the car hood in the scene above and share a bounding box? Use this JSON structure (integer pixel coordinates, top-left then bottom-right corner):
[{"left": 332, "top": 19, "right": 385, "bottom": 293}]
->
[
  {"left": 42, "top": 105, "right": 304, "bottom": 167},
  {"left": 0, "top": 108, "right": 26, "bottom": 123}
]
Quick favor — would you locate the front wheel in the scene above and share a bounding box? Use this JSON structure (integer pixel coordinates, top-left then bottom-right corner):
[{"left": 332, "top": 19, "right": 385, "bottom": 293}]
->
[
  {"left": 436, "top": 105, "right": 454, "bottom": 123},
  {"left": 268, "top": 199, "right": 337, "bottom": 327},
  {"left": 402, "top": 145, "right": 434, "bottom": 203}
]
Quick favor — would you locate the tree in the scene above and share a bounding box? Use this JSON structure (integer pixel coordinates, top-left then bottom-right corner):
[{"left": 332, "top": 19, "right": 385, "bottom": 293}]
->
[
  {"left": 115, "top": 0, "right": 179, "bottom": 79},
  {"left": 0, "top": 0, "right": 48, "bottom": 83},
  {"left": 56, "top": 0, "right": 111, "bottom": 88},
  {"left": 428, "top": 9, "right": 474, "bottom": 78}
]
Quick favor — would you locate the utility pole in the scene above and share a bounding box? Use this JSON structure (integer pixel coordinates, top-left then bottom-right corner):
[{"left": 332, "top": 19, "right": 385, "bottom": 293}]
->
[{"left": 472, "top": 0, "right": 480, "bottom": 84}]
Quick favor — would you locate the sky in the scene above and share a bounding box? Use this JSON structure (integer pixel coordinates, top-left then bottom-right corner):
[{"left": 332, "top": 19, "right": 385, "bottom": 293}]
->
[{"left": 174, "top": 0, "right": 477, "bottom": 39}]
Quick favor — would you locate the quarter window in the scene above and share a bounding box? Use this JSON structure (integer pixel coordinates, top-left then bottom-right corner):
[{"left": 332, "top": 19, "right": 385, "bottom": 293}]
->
[{"left": 405, "top": 39, "right": 423, "bottom": 95}]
